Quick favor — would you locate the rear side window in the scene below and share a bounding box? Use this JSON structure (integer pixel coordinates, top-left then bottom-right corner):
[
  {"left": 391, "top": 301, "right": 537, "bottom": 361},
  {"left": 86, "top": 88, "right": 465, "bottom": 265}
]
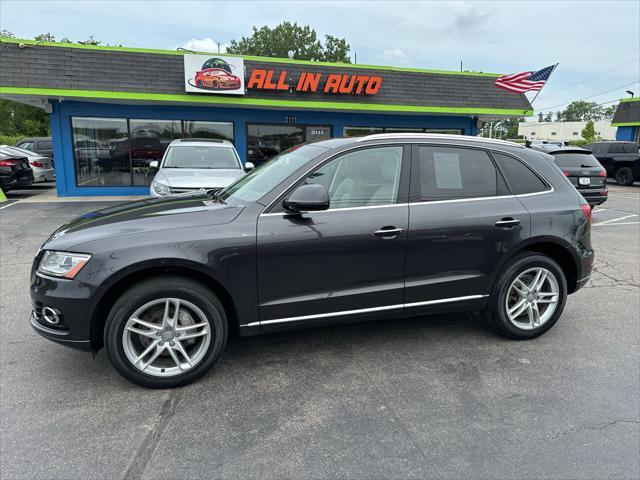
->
[
  {"left": 551, "top": 152, "right": 600, "bottom": 168},
  {"left": 492, "top": 153, "right": 549, "bottom": 195},
  {"left": 37, "top": 140, "right": 52, "bottom": 150},
  {"left": 610, "top": 144, "right": 624, "bottom": 153},
  {"left": 411, "top": 146, "right": 507, "bottom": 201}
]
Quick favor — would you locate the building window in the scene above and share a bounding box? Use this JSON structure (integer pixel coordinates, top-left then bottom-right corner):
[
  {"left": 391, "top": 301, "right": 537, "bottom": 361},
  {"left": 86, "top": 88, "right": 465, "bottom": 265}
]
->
[
  {"left": 596, "top": 131, "right": 601, "bottom": 135},
  {"left": 183, "top": 121, "right": 233, "bottom": 140},
  {"left": 573, "top": 132, "right": 578, "bottom": 136},
  {"left": 247, "top": 123, "right": 331, "bottom": 167},
  {"left": 531, "top": 132, "right": 536, "bottom": 135},
  {"left": 551, "top": 132, "right": 557, "bottom": 136},
  {"left": 71, "top": 117, "right": 234, "bottom": 187},
  {"left": 72, "top": 117, "right": 130, "bottom": 187},
  {"left": 343, "top": 126, "right": 463, "bottom": 137}
]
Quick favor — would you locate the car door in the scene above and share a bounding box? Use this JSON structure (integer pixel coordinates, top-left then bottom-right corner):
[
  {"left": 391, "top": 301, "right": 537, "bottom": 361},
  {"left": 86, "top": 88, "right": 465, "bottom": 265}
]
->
[
  {"left": 256, "top": 144, "right": 410, "bottom": 329},
  {"left": 404, "top": 144, "right": 531, "bottom": 316}
]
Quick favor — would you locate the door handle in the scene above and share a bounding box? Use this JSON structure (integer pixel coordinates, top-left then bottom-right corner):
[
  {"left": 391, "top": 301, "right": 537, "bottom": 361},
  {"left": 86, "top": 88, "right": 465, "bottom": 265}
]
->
[
  {"left": 495, "top": 218, "right": 520, "bottom": 228},
  {"left": 374, "top": 226, "right": 403, "bottom": 238}
]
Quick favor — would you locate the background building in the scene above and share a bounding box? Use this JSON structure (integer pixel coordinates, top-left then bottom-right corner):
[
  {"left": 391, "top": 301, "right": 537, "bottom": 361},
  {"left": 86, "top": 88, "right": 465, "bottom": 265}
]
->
[
  {"left": 0, "top": 37, "right": 532, "bottom": 197},
  {"left": 518, "top": 121, "right": 617, "bottom": 142},
  {"left": 612, "top": 97, "right": 640, "bottom": 143}
]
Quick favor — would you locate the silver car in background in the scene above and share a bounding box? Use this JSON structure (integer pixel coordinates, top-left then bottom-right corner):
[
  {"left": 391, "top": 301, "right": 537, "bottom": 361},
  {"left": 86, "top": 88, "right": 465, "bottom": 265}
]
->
[
  {"left": 0, "top": 145, "right": 55, "bottom": 182},
  {"left": 149, "top": 139, "right": 252, "bottom": 196}
]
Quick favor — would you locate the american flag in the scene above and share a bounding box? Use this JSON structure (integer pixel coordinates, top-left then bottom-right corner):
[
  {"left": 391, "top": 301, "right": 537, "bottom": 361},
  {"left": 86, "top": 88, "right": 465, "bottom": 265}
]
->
[{"left": 494, "top": 65, "right": 556, "bottom": 94}]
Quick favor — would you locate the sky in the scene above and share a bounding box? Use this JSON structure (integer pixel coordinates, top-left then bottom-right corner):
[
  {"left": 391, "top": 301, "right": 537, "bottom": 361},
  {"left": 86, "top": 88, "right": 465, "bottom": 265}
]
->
[{"left": 1, "top": 0, "right": 639, "bottom": 118}]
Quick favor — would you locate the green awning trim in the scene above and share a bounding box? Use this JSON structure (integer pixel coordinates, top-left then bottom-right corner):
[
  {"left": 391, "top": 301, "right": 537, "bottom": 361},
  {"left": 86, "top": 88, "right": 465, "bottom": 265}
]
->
[
  {"left": 611, "top": 122, "right": 640, "bottom": 127},
  {"left": 619, "top": 97, "right": 640, "bottom": 103},
  {"left": 0, "top": 37, "right": 502, "bottom": 78},
  {"left": 0, "top": 86, "right": 534, "bottom": 116}
]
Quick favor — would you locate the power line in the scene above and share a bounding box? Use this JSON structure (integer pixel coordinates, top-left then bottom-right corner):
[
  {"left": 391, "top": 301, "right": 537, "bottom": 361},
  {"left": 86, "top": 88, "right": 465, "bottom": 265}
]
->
[
  {"left": 540, "top": 58, "right": 640, "bottom": 96},
  {"left": 536, "top": 80, "right": 639, "bottom": 111}
]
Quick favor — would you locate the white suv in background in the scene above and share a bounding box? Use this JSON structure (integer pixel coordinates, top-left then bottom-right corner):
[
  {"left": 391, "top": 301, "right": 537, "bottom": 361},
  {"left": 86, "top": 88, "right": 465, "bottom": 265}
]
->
[{"left": 149, "top": 139, "right": 252, "bottom": 196}]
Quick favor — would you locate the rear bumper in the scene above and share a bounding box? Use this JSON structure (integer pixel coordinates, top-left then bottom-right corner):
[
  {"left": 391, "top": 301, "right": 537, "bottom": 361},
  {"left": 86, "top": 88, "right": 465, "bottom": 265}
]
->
[{"left": 578, "top": 187, "right": 608, "bottom": 206}]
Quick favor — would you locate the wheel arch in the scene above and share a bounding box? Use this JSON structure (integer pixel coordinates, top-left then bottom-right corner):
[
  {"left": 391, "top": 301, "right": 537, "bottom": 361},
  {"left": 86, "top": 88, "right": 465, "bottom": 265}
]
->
[
  {"left": 495, "top": 237, "right": 580, "bottom": 294},
  {"left": 89, "top": 259, "right": 240, "bottom": 351}
]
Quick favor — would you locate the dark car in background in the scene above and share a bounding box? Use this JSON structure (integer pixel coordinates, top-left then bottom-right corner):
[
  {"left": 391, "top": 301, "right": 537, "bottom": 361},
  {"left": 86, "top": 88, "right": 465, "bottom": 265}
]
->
[
  {"left": 30, "top": 134, "right": 593, "bottom": 388},
  {"left": 0, "top": 151, "right": 34, "bottom": 191},
  {"left": 584, "top": 141, "right": 640, "bottom": 186},
  {"left": 16, "top": 137, "right": 54, "bottom": 163},
  {"left": 529, "top": 145, "right": 608, "bottom": 206}
]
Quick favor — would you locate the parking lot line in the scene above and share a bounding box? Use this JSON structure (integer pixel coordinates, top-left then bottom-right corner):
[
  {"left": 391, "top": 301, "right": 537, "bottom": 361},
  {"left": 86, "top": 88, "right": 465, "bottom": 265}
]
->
[
  {"left": 0, "top": 201, "right": 18, "bottom": 210},
  {"left": 593, "top": 213, "right": 639, "bottom": 226}
]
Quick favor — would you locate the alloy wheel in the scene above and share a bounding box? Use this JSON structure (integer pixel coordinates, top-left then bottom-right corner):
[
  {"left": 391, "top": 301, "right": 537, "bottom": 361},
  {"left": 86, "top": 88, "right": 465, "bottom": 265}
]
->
[
  {"left": 122, "top": 298, "right": 211, "bottom": 377},
  {"left": 505, "top": 267, "right": 560, "bottom": 330}
]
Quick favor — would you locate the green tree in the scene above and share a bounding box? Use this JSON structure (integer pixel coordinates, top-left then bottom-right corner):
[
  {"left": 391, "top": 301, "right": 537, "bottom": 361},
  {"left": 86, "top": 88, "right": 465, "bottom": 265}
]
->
[
  {"left": 581, "top": 120, "right": 596, "bottom": 142},
  {"left": 602, "top": 104, "right": 618, "bottom": 120},
  {"left": 227, "top": 22, "right": 351, "bottom": 62},
  {"left": 0, "top": 100, "right": 50, "bottom": 137},
  {"left": 538, "top": 112, "right": 544, "bottom": 122},
  {"left": 544, "top": 112, "right": 553, "bottom": 122},
  {"left": 560, "top": 101, "right": 603, "bottom": 122},
  {"left": 34, "top": 33, "right": 56, "bottom": 42}
]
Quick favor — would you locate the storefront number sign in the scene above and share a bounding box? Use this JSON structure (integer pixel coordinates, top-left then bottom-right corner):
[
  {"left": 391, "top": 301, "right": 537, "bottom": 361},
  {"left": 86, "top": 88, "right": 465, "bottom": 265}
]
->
[{"left": 247, "top": 69, "right": 383, "bottom": 95}]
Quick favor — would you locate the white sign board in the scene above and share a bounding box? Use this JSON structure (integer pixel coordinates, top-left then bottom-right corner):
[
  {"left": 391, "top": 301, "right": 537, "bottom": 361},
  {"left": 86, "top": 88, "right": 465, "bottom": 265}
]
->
[{"left": 184, "top": 54, "right": 244, "bottom": 95}]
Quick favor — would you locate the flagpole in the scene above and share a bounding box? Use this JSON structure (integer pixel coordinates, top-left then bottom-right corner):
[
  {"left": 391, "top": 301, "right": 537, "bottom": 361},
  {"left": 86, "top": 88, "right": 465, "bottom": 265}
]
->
[{"left": 530, "top": 63, "right": 559, "bottom": 108}]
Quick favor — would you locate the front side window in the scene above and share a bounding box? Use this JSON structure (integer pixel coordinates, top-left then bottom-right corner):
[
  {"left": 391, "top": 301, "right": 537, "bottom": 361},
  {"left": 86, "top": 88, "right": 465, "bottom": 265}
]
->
[
  {"left": 162, "top": 146, "right": 240, "bottom": 170},
  {"left": 37, "top": 140, "right": 52, "bottom": 150},
  {"left": 304, "top": 146, "right": 403, "bottom": 209},
  {"left": 411, "top": 146, "right": 505, "bottom": 202},
  {"left": 492, "top": 152, "right": 549, "bottom": 195}
]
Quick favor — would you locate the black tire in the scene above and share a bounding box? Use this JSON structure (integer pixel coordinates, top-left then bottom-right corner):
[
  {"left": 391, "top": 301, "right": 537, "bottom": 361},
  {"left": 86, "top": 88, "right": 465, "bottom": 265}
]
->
[
  {"left": 484, "top": 252, "right": 567, "bottom": 340},
  {"left": 615, "top": 166, "right": 634, "bottom": 186},
  {"left": 211, "top": 79, "right": 220, "bottom": 89},
  {"left": 105, "top": 275, "right": 227, "bottom": 389},
  {"left": 196, "top": 79, "right": 203, "bottom": 87}
]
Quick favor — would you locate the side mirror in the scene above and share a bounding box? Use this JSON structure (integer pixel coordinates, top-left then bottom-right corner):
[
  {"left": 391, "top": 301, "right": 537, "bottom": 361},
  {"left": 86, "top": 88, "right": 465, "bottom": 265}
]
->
[
  {"left": 244, "top": 161, "right": 255, "bottom": 172},
  {"left": 149, "top": 160, "right": 159, "bottom": 169},
  {"left": 283, "top": 184, "right": 330, "bottom": 213}
]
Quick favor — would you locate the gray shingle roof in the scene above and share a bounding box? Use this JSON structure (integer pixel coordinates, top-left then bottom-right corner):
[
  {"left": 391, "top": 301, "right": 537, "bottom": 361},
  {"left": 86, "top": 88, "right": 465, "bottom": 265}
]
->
[
  {"left": 0, "top": 42, "right": 532, "bottom": 113},
  {"left": 612, "top": 100, "right": 640, "bottom": 125}
]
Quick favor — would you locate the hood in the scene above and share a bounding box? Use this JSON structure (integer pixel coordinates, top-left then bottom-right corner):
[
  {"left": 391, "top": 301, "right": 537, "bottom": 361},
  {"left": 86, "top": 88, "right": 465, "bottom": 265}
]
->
[
  {"left": 44, "top": 193, "right": 243, "bottom": 250},
  {"left": 155, "top": 168, "right": 243, "bottom": 189}
]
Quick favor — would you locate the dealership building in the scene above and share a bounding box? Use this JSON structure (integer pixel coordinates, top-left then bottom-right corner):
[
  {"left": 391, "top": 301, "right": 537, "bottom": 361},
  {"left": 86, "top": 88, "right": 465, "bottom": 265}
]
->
[
  {"left": 0, "top": 38, "right": 533, "bottom": 196},
  {"left": 612, "top": 97, "right": 640, "bottom": 143}
]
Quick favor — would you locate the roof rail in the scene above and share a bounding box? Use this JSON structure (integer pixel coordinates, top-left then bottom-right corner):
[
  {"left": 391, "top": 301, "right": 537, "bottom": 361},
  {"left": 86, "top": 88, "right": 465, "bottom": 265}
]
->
[
  {"left": 178, "top": 138, "right": 227, "bottom": 143},
  {"left": 354, "top": 133, "right": 524, "bottom": 148}
]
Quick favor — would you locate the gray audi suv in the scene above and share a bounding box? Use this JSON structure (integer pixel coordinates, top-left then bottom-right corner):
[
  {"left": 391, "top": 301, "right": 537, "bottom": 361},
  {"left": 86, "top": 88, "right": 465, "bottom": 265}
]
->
[{"left": 30, "top": 134, "right": 594, "bottom": 388}]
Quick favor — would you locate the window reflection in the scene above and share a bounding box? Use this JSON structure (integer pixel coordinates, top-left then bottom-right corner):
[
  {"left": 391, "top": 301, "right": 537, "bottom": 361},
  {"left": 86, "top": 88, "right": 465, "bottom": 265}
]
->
[
  {"left": 71, "top": 118, "right": 234, "bottom": 188},
  {"left": 130, "top": 120, "right": 181, "bottom": 186},
  {"left": 246, "top": 124, "right": 330, "bottom": 167},
  {"left": 72, "top": 117, "right": 130, "bottom": 186}
]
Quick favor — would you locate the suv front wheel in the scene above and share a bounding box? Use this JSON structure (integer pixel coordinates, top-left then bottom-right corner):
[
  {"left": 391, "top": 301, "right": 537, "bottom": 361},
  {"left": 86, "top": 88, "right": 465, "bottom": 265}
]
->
[
  {"left": 105, "top": 276, "right": 227, "bottom": 388},
  {"left": 485, "top": 253, "right": 567, "bottom": 339}
]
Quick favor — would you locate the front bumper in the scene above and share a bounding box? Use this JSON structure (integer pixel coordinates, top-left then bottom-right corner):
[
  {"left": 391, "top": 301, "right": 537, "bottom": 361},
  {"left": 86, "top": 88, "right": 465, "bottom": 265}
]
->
[{"left": 30, "top": 271, "right": 101, "bottom": 351}]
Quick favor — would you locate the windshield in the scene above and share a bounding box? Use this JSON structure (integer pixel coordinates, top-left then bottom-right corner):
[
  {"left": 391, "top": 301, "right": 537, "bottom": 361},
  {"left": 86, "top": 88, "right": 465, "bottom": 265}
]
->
[
  {"left": 162, "top": 145, "right": 240, "bottom": 169},
  {"left": 219, "top": 144, "right": 327, "bottom": 204},
  {"left": 552, "top": 152, "right": 601, "bottom": 168}
]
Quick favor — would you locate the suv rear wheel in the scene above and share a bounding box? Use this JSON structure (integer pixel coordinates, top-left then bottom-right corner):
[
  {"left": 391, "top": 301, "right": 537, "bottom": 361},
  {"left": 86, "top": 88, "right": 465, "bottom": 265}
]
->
[
  {"left": 485, "top": 253, "right": 567, "bottom": 339},
  {"left": 105, "top": 276, "right": 227, "bottom": 388}
]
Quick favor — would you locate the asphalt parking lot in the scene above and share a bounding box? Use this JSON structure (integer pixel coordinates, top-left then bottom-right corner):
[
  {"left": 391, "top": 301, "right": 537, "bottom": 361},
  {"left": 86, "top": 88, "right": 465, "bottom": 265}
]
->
[{"left": 1, "top": 183, "right": 638, "bottom": 479}]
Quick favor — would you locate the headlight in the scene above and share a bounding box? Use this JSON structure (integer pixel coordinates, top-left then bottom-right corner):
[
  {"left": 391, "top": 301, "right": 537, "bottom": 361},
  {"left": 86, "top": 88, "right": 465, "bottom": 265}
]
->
[
  {"left": 38, "top": 251, "right": 92, "bottom": 279},
  {"left": 151, "top": 180, "right": 171, "bottom": 195}
]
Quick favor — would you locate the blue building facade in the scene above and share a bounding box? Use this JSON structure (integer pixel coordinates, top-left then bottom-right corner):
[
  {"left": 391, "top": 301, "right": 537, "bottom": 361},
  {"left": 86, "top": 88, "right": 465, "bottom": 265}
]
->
[{"left": 613, "top": 98, "right": 640, "bottom": 143}]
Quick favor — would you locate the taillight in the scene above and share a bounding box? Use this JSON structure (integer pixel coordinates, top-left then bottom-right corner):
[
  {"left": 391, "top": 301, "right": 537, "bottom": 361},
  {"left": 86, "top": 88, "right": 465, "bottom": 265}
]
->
[
  {"left": 0, "top": 159, "right": 17, "bottom": 166},
  {"left": 597, "top": 170, "right": 607, "bottom": 177},
  {"left": 580, "top": 204, "right": 592, "bottom": 224},
  {"left": 30, "top": 161, "right": 44, "bottom": 167},
  {"left": 563, "top": 171, "right": 571, "bottom": 177}
]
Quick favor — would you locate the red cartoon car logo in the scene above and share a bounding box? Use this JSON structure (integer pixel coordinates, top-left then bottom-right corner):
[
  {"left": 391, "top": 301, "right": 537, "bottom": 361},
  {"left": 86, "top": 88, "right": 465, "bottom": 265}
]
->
[{"left": 194, "top": 68, "right": 242, "bottom": 90}]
